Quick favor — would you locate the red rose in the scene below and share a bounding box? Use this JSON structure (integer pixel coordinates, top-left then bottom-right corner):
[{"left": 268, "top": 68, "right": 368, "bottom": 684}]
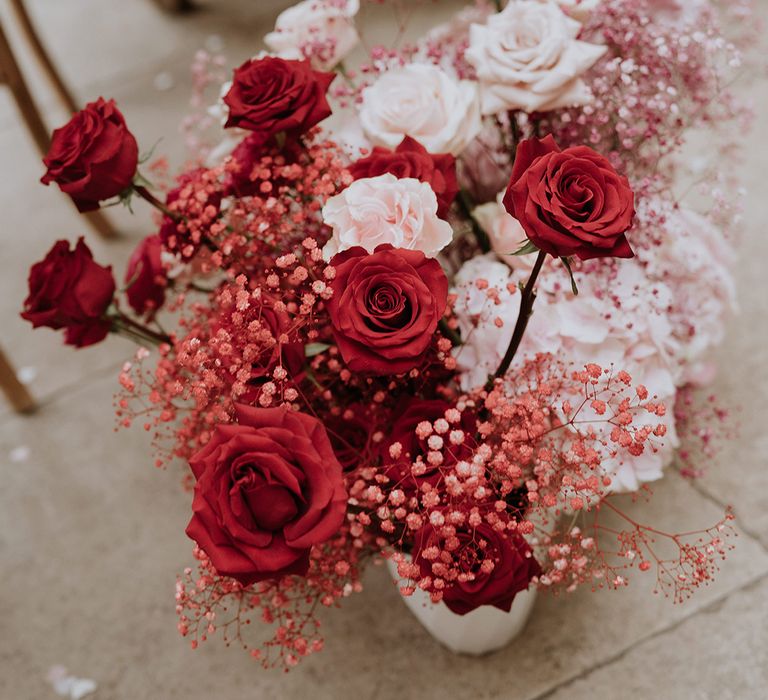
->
[
  {"left": 41, "top": 98, "right": 138, "bottom": 212},
  {"left": 21, "top": 238, "right": 116, "bottom": 347},
  {"left": 503, "top": 135, "right": 635, "bottom": 260},
  {"left": 327, "top": 245, "right": 448, "bottom": 375},
  {"left": 223, "top": 57, "right": 335, "bottom": 138},
  {"left": 348, "top": 137, "right": 458, "bottom": 218},
  {"left": 378, "top": 399, "right": 476, "bottom": 493},
  {"left": 246, "top": 302, "right": 306, "bottom": 381},
  {"left": 324, "top": 405, "right": 375, "bottom": 473},
  {"left": 225, "top": 133, "right": 305, "bottom": 198},
  {"left": 186, "top": 405, "right": 347, "bottom": 586},
  {"left": 414, "top": 523, "right": 541, "bottom": 615},
  {"left": 124, "top": 235, "right": 166, "bottom": 317}
]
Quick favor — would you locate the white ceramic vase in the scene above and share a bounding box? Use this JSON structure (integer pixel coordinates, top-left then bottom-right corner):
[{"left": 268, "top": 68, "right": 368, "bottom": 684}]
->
[{"left": 386, "top": 559, "right": 537, "bottom": 656}]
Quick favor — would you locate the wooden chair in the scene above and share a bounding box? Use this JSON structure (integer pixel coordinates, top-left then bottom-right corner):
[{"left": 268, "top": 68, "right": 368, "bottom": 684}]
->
[
  {"left": 0, "top": 6, "right": 117, "bottom": 239},
  {"left": 0, "top": 347, "right": 35, "bottom": 414}
]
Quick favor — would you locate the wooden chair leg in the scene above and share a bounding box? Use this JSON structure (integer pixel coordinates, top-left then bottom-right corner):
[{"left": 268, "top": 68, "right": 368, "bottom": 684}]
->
[
  {"left": 153, "top": 0, "right": 195, "bottom": 12},
  {"left": 0, "top": 20, "right": 50, "bottom": 154},
  {"left": 0, "top": 20, "right": 119, "bottom": 239},
  {"left": 0, "top": 347, "right": 36, "bottom": 414},
  {"left": 8, "top": 0, "right": 79, "bottom": 115}
]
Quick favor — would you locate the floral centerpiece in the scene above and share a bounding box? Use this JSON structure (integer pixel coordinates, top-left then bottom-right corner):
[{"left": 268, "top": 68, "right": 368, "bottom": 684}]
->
[{"left": 23, "top": 0, "right": 753, "bottom": 668}]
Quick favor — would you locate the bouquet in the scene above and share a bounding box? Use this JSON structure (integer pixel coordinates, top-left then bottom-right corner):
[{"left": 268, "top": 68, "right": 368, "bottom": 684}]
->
[{"left": 23, "top": 0, "right": 753, "bottom": 669}]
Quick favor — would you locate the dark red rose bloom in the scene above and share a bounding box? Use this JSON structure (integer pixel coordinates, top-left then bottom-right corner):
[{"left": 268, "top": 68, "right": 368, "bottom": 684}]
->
[
  {"left": 327, "top": 245, "right": 448, "bottom": 375},
  {"left": 21, "top": 238, "right": 116, "bottom": 347},
  {"left": 348, "top": 137, "right": 459, "bottom": 218},
  {"left": 503, "top": 135, "right": 635, "bottom": 260},
  {"left": 324, "top": 405, "right": 374, "bottom": 472},
  {"left": 378, "top": 399, "right": 475, "bottom": 493},
  {"left": 223, "top": 57, "right": 335, "bottom": 139},
  {"left": 185, "top": 404, "right": 347, "bottom": 586},
  {"left": 41, "top": 98, "right": 138, "bottom": 212},
  {"left": 225, "top": 133, "right": 305, "bottom": 198},
  {"left": 247, "top": 302, "right": 306, "bottom": 381},
  {"left": 414, "top": 522, "right": 541, "bottom": 615},
  {"left": 158, "top": 169, "right": 222, "bottom": 259},
  {"left": 124, "top": 235, "right": 166, "bottom": 317}
]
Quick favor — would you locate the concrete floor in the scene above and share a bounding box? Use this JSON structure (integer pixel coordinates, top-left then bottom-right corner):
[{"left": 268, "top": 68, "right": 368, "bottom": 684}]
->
[{"left": 1, "top": 1, "right": 767, "bottom": 698}]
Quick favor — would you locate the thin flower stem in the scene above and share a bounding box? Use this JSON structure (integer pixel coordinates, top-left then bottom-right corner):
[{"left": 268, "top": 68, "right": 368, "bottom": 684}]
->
[
  {"left": 112, "top": 312, "right": 171, "bottom": 346},
  {"left": 133, "top": 184, "right": 178, "bottom": 221},
  {"left": 488, "top": 249, "right": 547, "bottom": 387},
  {"left": 457, "top": 189, "right": 491, "bottom": 253}
]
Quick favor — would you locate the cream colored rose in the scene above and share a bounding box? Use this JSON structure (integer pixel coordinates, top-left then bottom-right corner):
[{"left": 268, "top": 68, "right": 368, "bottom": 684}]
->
[
  {"left": 549, "top": 0, "right": 601, "bottom": 22},
  {"left": 358, "top": 63, "right": 482, "bottom": 156},
  {"left": 264, "top": 0, "right": 360, "bottom": 71},
  {"left": 322, "top": 174, "right": 454, "bottom": 259},
  {"left": 465, "top": 0, "right": 607, "bottom": 115},
  {"left": 472, "top": 192, "right": 531, "bottom": 269}
]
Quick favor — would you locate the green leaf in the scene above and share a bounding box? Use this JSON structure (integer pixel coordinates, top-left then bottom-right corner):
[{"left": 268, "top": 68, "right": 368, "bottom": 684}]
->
[
  {"left": 560, "top": 257, "right": 579, "bottom": 296},
  {"left": 305, "top": 342, "right": 331, "bottom": 357},
  {"left": 511, "top": 239, "right": 539, "bottom": 256}
]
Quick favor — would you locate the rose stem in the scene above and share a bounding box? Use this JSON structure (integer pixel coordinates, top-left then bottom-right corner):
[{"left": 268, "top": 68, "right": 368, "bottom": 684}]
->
[
  {"left": 487, "top": 249, "right": 547, "bottom": 388},
  {"left": 132, "top": 185, "right": 179, "bottom": 221},
  {"left": 112, "top": 311, "right": 171, "bottom": 346},
  {"left": 457, "top": 189, "right": 491, "bottom": 253},
  {"left": 132, "top": 184, "right": 221, "bottom": 253}
]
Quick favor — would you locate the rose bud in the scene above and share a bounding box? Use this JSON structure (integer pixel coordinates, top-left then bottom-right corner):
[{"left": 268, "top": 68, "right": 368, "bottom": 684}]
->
[
  {"left": 185, "top": 404, "right": 347, "bottom": 586},
  {"left": 503, "top": 135, "right": 635, "bottom": 260},
  {"left": 414, "top": 522, "right": 541, "bottom": 615},
  {"left": 41, "top": 98, "right": 139, "bottom": 212},
  {"left": 124, "top": 234, "right": 166, "bottom": 317},
  {"left": 223, "top": 56, "right": 335, "bottom": 140},
  {"left": 348, "top": 137, "right": 459, "bottom": 218},
  {"left": 21, "top": 238, "right": 116, "bottom": 347},
  {"left": 326, "top": 245, "right": 448, "bottom": 375}
]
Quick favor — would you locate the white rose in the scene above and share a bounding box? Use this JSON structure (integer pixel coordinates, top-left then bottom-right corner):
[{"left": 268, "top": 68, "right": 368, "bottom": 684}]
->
[
  {"left": 465, "top": 0, "right": 607, "bottom": 114},
  {"left": 321, "top": 174, "right": 454, "bottom": 259},
  {"left": 548, "top": 0, "right": 601, "bottom": 22},
  {"left": 264, "top": 0, "right": 360, "bottom": 71},
  {"left": 358, "top": 63, "right": 482, "bottom": 156}
]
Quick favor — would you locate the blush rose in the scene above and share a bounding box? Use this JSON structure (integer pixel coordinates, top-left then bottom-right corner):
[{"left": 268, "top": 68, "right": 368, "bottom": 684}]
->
[
  {"left": 185, "top": 404, "right": 347, "bottom": 586},
  {"left": 326, "top": 245, "right": 448, "bottom": 375},
  {"left": 264, "top": 0, "right": 360, "bottom": 71},
  {"left": 465, "top": 1, "right": 606, "bottom": 115},
  {"left": 358, "top": 63, "right": 482, "bottom": 156},
  {"left": 322, "top": 174, "right": 454, "bottom": 259}
]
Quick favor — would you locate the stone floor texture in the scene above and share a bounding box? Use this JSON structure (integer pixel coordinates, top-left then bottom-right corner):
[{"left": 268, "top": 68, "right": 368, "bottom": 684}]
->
[{"left": 0, "top": 1, "right": 766, "bottom": 699}]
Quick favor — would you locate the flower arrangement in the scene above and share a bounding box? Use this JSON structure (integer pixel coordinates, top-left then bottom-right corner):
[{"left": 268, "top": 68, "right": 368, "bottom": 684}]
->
[{"left": 22, "top": 0, "right": 753, "bottom": 669}]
